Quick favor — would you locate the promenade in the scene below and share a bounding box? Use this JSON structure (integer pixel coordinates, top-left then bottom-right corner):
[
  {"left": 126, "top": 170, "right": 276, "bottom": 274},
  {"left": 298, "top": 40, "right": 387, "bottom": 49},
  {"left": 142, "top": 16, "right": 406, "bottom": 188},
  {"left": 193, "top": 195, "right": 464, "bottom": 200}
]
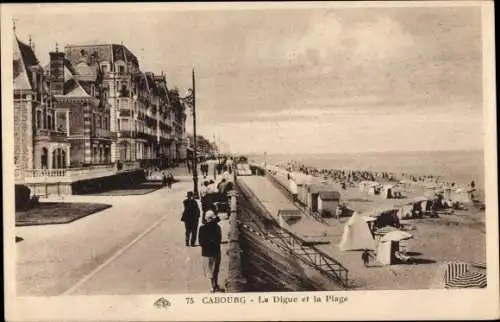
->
[{"left": 16, "top": 165, "right": 229, "bottom": 296}]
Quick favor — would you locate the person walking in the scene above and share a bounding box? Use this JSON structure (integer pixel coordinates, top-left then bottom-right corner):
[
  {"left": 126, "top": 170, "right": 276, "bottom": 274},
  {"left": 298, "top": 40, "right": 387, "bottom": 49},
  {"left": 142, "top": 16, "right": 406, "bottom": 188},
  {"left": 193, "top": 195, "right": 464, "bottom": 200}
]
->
[
  {"left": 198, "top": 210, "right": 223, "bottom": 293},
  {"left": 362, "top": 250, "right": 370, "bottom": 267},
  {"left": 166, "top": 171, "right": 174, "bottom": 189},
  {"left": 181, "top": 191, "right": 200, "bottom": 247},
  {"left": 161, "top": 172, "right": 167, "bottom": 187}
]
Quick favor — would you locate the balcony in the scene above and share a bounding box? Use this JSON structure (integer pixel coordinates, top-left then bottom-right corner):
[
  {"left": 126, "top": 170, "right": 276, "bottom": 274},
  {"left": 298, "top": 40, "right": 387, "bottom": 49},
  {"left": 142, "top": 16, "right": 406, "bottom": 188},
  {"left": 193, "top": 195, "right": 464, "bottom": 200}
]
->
[
  {"left": 117, "top": 98, "right": 130, "bottom": 110},
  {"left": 35, "top": 129, "right": 68, "bottom": 141},
  {"left": 93, "top": 128, "right": 117, "bottom": 140},
  {"left": 118, "top": 131, "right": 136, "bottom": 139},
  {"left": 119, "top": 110, "right": 131, "bottom": 117}
]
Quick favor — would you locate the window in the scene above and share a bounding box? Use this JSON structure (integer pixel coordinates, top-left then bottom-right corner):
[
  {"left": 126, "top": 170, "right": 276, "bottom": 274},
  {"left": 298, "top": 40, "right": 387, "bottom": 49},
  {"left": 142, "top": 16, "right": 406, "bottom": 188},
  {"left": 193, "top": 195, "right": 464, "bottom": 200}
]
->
[
  {"left": 36, "top": 110, "right": 42, "bottom": 129},
  {"left": 90, "top": 85, "right": 95, "bottom": 97},
  {"left": 119, "top": 65, "right": 125, "bottom": 74},
  {"left": 102, "top": 65, "right": 108, "bottom": 72}
]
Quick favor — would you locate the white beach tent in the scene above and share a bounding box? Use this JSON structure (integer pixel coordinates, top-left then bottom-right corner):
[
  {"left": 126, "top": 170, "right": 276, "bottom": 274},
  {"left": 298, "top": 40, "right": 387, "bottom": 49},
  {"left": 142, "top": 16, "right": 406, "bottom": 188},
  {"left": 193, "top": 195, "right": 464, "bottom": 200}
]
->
[
  {"left": 450, "top": 188, "right": 474, "bottom": 204},
  {"left": 339, "top": 212, "right": 376, "bottom": 251}
]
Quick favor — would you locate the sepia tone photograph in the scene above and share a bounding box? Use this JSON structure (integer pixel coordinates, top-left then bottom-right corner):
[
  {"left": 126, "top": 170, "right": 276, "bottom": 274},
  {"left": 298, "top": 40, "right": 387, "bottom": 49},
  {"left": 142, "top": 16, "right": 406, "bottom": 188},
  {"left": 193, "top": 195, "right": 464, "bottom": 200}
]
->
[{"left": 2, "top": 2, "right": 498, "bottom": 321}]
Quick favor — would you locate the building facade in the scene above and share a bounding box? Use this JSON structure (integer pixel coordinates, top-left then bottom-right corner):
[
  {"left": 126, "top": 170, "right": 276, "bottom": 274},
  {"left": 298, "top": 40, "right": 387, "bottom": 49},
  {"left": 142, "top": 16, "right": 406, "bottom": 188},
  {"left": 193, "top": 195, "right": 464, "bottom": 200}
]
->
[
  {"left": 65, "top": 44, "right": 187, "bottom": 166},
  {"left": 13, "top": 37, "right": 187, "bottom": 182},
  {"left": 13, "top": 36, "right": 71, "bottom": 180},
  {"left": 48, "top": 48, "right": 115, "bottom": 167}
]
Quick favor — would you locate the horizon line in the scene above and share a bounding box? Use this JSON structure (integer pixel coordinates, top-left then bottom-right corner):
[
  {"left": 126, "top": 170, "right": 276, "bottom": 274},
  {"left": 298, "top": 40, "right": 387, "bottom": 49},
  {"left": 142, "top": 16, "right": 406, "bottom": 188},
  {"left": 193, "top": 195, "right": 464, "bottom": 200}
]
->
[{"left": 236, "top": 148, "right": 484, "bottom": 156}]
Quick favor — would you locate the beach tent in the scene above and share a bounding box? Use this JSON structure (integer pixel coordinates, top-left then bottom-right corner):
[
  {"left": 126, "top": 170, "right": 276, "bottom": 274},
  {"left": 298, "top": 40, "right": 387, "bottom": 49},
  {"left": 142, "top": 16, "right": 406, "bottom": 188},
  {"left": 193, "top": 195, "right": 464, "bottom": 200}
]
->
[
  {"left": 376, "top": 240, "right": 399, "bottom": 265},
  {"left": 450, "top": 188, "right": 475, "bottom": 204},
  {"left": 305, "top": 184, "right": 334, "bottom": 212},
  {"left": 339, "top": 212, "right": 376, "bottom": 251},
  {"left": 358, "top": 181, "right": 378, "bottom": 192},
  {"left": 381, "top": 184, "right": 394, "bottom": 199},
  {"left": 365, "top": 207, "right": 400, "bottom": 229},
  {"left": 318, "top": 190, "right": 341, "bottom": 217},
  {"left": 397, "top": 204, "right": 415, "bottom": 220}
]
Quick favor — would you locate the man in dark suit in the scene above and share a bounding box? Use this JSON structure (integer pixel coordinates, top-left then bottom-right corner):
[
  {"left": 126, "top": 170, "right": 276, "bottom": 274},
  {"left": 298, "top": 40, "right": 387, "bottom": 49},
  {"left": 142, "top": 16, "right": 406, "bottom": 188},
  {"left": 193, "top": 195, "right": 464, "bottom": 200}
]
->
[
  {"left": 198, "top": 210, "right": 223, "bottom": 292},
  {"left": 181, "top": 191, "right": 200, "bottom": 247}
]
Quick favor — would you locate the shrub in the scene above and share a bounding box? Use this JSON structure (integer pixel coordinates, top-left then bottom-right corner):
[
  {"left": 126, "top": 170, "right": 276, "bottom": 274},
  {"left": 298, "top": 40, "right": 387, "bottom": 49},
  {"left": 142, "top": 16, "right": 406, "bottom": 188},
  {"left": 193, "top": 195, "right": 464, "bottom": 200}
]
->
[{"left": 15, "top": 185, "right": 31, "bottom": 211}]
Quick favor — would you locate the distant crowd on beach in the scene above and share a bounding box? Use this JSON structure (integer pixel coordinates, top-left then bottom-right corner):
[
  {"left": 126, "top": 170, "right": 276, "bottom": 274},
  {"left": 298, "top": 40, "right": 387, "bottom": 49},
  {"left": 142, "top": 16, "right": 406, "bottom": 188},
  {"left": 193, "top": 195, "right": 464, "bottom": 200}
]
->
[{"left": 275, "top": 160, "right": 477, "bottom": 191}]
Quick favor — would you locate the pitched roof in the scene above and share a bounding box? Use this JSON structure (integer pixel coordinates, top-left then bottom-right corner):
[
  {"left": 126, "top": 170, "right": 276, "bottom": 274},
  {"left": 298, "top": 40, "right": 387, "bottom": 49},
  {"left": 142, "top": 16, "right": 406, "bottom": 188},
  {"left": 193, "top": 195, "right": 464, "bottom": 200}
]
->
[
  {"left": 65, "top": 82, "right": 91, "bottom": 97},
  {"left": 13, "top": 37, "right": 40, "bottom": 90},
  {"left": 64, "top": 44, "right": 139, "bottom": 68},
  {"left": 74, "top": 61, "right": 99, "bottom": 81}
]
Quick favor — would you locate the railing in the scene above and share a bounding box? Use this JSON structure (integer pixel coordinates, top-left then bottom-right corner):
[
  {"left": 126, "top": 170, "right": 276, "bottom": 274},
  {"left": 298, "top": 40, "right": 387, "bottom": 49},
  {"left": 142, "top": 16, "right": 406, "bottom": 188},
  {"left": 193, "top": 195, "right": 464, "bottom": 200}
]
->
[
  {"left": 35, "top": 129, "right": 68, "bottom": 138},
  {"left": 51, "top": 130, "right": 67, "bottom": 138},
  {"left": 94, "top": 128, "right": 116, "bottom": 139},
  {"left": 117, "top": 98, "right": 130, "bottom": 110},
  {"left": 236, "top": 176, "right": 350, "bottom": 289},
  {"left": 25, "top": 168, "right": 67, "bottom": 178},
  {"left": 120, "top": 161, "right": 141, "bottom": 171},
  {"left": 23, "top": 162, "right": 140, "bottom": 183}
]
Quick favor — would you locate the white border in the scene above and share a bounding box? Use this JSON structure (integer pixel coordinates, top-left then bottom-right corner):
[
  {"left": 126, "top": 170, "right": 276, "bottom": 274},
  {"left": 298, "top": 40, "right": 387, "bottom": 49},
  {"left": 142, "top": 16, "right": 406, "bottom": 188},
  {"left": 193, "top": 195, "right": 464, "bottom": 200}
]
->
[{"left": 2, "top": 2, "right": 498, "bottom": 321}]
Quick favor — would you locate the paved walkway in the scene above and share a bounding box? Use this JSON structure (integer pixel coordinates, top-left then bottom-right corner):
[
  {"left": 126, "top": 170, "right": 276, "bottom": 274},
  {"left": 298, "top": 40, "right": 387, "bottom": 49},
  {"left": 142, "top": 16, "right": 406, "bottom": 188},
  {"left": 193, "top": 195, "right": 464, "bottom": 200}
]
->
[
  {"left": 16, "top": 171, "right": 229, "bottom": 296},
  {"left": 238, "top": 176, "right": 328, "bottom": 239}
]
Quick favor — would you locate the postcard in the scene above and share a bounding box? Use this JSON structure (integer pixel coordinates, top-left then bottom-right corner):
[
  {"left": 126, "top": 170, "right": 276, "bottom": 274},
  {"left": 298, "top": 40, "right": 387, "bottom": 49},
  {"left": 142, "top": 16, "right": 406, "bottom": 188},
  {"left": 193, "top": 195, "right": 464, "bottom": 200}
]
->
[{"left": 2, "top": 2, "right": 498, "bottom": 321}]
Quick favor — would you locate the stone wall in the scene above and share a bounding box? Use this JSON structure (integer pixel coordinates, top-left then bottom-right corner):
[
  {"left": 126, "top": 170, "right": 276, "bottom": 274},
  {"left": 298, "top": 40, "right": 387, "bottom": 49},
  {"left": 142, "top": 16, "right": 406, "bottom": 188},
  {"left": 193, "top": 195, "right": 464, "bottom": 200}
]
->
[{"left": 71, "top": 169, "right": 146, "bottom": 194}]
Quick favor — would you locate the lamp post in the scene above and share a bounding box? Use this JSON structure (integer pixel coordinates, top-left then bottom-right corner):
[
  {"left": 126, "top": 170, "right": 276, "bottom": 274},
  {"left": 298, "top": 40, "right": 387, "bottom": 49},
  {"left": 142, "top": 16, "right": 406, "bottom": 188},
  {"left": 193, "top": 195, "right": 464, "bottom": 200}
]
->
[{"left": 181, "top": 69, "right": 199, "bottom": 197}]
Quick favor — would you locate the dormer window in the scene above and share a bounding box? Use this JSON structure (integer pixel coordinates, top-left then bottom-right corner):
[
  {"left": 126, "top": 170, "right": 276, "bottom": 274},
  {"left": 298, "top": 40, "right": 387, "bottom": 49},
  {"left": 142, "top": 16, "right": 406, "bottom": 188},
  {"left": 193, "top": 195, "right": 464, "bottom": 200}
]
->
[{"left": 119, "top": 65, "right": 125, "bottom": 74}]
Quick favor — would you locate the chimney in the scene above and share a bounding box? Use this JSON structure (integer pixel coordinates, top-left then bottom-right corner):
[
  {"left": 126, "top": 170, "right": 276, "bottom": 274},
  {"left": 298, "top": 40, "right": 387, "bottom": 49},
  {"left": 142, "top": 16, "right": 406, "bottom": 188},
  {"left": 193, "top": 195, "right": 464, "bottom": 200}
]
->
[{"left": 49, "top": 50, "right": 65, "bottom": 95}]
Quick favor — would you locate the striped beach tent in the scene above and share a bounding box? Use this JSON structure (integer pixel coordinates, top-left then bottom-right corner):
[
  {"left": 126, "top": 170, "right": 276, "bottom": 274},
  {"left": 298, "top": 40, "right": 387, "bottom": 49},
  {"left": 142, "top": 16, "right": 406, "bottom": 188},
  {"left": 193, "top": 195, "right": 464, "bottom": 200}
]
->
[
  {"left": 443, "top": 262, "right": 470, "bottom": 285},
  {"left": 445, "top": 271, "right": 487, "bottom": 289}
]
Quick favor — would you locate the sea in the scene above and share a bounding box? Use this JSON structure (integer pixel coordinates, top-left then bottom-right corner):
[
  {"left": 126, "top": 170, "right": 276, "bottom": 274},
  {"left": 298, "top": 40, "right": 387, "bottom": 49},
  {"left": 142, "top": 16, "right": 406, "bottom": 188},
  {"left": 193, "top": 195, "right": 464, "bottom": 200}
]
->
[{"left": 249, "top": 150, "right": 486, "bottom": 190}]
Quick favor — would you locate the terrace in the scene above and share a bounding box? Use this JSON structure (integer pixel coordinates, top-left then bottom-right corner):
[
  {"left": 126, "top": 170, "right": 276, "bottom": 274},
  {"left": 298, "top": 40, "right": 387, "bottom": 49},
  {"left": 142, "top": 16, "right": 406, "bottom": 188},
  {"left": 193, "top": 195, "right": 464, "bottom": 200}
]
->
[{"left": 21, "top": 161, "right": 141, "bottom": 184}]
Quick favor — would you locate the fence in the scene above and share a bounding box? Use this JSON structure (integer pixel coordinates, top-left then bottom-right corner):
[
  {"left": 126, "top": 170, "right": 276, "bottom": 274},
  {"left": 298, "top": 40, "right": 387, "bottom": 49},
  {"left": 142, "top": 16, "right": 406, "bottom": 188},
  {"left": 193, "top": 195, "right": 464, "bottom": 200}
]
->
[{"left": 237, "top": 174, "right": 350, "bottom": 289}]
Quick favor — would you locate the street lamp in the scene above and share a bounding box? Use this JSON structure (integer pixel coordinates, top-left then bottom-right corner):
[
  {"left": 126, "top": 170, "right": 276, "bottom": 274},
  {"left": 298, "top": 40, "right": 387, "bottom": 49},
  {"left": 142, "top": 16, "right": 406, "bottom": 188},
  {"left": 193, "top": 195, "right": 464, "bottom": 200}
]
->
[{"left": 181, "top": 69, "right": 198, "bottom": 198}]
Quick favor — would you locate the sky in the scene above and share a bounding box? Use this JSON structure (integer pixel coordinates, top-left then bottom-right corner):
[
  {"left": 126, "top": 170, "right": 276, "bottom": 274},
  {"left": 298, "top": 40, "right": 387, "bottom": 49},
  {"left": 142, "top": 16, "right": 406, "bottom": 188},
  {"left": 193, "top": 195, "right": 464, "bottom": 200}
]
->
[{"left": 10, "top": 4, "right": 485, "bottom": 154}]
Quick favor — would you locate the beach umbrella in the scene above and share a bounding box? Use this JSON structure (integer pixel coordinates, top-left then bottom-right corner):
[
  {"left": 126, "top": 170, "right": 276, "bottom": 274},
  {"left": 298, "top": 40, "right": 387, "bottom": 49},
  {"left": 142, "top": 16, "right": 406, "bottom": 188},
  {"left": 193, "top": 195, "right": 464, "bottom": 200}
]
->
[
  {"left": 445, "top": 271, "right": 487, "bottom": 288},
  {"left": 381, "top": 230, "right": 413, "bottom": 242},
  {"left": 442, "top": 262, "right": 470, "bottom": 285},
  {"left": 374, "top": 226, "right": 398, "bottom": 236}
]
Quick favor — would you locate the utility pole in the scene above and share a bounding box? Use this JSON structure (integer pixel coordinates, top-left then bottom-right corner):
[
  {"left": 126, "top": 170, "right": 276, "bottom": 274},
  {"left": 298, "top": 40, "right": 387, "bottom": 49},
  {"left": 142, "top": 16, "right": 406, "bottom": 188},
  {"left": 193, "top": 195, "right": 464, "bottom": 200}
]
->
[{"left": 192, "top": 69, "right": 199, "bottom": 198}]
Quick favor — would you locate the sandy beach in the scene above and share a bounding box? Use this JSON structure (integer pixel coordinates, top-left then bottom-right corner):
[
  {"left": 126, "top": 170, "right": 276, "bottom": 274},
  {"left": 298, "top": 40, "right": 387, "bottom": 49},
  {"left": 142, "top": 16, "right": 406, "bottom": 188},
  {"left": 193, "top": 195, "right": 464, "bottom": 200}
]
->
[{"left": 269, "top": 170, "right": 486, "bottom": 290}]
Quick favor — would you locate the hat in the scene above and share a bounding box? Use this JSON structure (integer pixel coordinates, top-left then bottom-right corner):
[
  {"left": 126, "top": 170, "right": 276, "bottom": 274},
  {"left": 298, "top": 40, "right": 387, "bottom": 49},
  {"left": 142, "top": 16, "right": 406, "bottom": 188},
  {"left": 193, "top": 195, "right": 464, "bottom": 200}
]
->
[{"left": 205, "top": 210, "right": 218, "bottom": 222}]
